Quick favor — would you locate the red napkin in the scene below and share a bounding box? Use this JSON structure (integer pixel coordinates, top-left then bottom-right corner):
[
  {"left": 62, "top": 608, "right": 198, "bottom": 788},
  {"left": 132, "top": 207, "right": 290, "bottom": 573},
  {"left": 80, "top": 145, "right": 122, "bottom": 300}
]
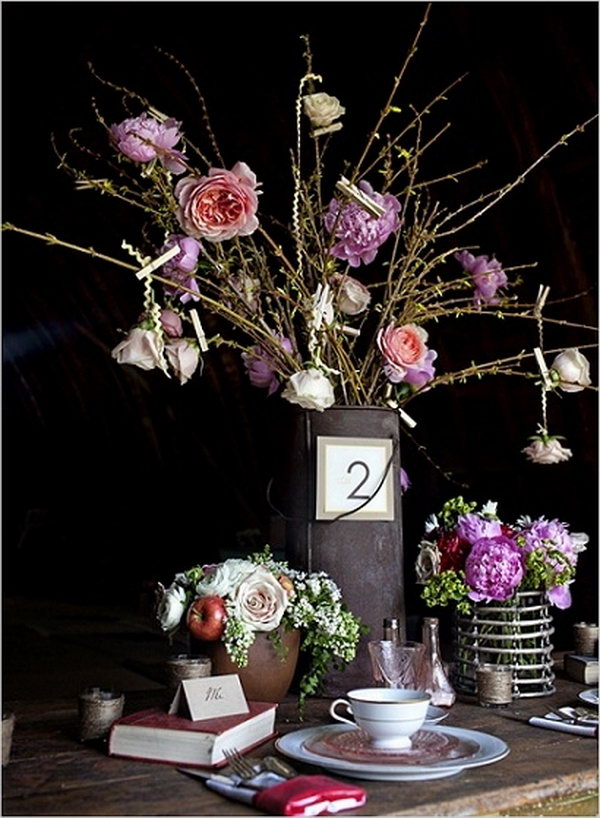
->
[{"left": 253, "top": 774, "right": 367, "bottom": 816}]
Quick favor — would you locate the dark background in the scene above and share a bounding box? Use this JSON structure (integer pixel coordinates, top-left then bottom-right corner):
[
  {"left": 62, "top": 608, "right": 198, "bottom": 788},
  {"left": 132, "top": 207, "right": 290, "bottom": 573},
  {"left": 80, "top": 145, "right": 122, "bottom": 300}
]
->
[{"left": 2, "top": 2, "right": 598, "bottom": 644}]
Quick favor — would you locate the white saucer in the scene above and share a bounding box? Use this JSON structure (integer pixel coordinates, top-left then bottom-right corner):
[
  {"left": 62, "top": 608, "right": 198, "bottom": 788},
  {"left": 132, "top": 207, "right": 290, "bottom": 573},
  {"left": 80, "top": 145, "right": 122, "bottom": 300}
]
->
[
  {"left": 426, "top": 705, "right": 449, "bottom": 724},
  {"left": 578, "top": 688, "right": 599, "bottom": 706},
  {"left": 275, "top": 724, "right": 509, "bottom": 782}
]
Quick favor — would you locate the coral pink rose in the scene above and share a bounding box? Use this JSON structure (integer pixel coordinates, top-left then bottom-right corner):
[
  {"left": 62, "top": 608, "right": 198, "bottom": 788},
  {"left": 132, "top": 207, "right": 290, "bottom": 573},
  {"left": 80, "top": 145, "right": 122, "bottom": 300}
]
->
[
  {"left": 175, "top": 161, "right": 259, "bottom": 242},
  {"left": 377, "top": 323, "right": 437, "bottom": 388},
  {"left": 378, "top": 323, "right": 426, "bottom": 367}
]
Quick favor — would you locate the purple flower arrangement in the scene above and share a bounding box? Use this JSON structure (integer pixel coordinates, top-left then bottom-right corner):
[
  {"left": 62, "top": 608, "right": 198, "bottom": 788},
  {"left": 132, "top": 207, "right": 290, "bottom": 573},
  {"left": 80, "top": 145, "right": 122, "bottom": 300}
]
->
[{"left": 416, "top": 497, "right": 587, "bottom": 613}]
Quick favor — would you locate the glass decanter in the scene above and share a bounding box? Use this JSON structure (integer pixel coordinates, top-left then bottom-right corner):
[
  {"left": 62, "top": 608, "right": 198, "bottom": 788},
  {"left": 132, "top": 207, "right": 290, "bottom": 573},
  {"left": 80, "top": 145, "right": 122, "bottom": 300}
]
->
[{"left": 421, "top": 617, "right": 456, "bottom": 707}]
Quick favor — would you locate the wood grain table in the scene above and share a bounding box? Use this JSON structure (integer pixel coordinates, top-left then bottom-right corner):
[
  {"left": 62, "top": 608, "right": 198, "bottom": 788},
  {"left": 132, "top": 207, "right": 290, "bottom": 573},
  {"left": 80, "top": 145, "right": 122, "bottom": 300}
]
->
[{"left": 2, "top": 676, "right": 598, "bottom": 816}]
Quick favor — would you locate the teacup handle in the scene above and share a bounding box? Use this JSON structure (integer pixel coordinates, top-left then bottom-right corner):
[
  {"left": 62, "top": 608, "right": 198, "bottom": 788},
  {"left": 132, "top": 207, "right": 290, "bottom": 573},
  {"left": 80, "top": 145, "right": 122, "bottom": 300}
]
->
[{"left": 329, "top": 698, "right": 355, "bottom": 725}]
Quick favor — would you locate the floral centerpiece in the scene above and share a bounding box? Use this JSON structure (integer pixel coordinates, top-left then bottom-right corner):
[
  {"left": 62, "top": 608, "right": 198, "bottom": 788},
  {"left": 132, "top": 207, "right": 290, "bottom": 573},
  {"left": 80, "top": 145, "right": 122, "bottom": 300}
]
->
[
  {"left": 416, "top": 497, "right": 589, "bottom": 696},
  {"left": 156, "top": 546, "right": 364, "bottom": 707},
  {"left": 416, "top": 497, "right": 588, "bottom": 612},
  {"left": 2, "top": 7, "right": 596, "bottom": 473}
]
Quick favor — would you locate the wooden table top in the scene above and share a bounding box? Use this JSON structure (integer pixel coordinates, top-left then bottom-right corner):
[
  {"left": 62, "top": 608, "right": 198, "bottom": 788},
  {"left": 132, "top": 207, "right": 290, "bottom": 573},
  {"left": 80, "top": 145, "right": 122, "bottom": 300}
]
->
[{"left": 2, "top": 675, "right": 598, "bottom": 816}]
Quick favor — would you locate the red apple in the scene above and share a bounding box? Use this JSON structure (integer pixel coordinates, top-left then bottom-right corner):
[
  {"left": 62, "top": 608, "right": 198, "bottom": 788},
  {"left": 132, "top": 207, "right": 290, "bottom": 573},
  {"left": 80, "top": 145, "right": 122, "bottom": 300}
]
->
[{"left": 186, "top": 595, "right": 227, "bottom": 641}]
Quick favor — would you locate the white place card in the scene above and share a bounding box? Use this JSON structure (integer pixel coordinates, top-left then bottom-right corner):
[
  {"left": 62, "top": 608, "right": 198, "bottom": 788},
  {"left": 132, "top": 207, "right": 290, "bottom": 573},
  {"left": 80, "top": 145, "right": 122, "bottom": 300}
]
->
[
  {"left": 169, "top": 674, "right": 249, "bottom": 722},
  {"left": 316, "top": 436, "right": 395, "bottom": 521}
]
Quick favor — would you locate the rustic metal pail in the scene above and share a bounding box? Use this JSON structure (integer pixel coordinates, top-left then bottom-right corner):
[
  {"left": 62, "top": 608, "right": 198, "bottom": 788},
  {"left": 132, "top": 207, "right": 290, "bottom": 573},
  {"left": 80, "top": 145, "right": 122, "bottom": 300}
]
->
[{"left": 269, "top": 406, "right": 406, "bottom": 695}]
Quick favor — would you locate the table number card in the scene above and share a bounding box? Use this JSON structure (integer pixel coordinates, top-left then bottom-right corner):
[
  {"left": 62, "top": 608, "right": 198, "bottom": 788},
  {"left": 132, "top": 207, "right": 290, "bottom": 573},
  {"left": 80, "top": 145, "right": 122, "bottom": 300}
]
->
[
  {"left": 169, "top": 674, "right": 249, "bottom": 722},
  {"left": 316, "top": 436, "right": 395, "bottom": 521}
]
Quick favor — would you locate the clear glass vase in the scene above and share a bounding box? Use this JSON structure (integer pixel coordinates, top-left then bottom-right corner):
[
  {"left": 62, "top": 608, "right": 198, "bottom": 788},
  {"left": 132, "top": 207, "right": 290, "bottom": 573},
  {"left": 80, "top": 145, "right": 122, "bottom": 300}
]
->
[{"left": 421, "top": 617, "right": 456, "bottom": 707}]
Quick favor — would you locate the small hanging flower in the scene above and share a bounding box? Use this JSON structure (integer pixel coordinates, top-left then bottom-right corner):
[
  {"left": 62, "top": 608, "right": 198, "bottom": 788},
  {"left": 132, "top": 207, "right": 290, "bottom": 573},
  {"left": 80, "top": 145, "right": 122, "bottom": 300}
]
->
[{"left": 522, "top": 434, "right": 573, "bottom": 465}]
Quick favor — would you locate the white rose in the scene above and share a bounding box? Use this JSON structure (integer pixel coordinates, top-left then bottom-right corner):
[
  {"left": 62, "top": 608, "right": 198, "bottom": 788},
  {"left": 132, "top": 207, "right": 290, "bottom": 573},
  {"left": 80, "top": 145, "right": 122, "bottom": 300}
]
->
[
  {"left": 303, "top": 92, "right": 345, "bottom": 128},
  {"left": 165, "top": 338, "right": 200, "bottom": 384},
  {"left": 282, "top": 369, "right": 335, "bottom": 412},
  {"left": 156, "top": 583, "right": 187, "bottom": 632},
  {"left": 570, "top": 532, "right": 589, "bottom": 554},
  {"left": 233, "top": 566, "right": 289, "bottom": 632},
  {"left": 332, "top": 273, "right": 371, "bottom": 316},
  {"left": 550, "top": 349, "right": 591, "bottom": 393},
  {"left": 111, "top": 327, "right": 169, "bottom": 374},
  {"left": 415, "top": 542, "right": 441, "bottom": 583},
  {"left": 195, "top": 558, "right": 256, "bottom": 598},
  {"left": 522, "top": 438, "right": 573, "bottom": 464}
]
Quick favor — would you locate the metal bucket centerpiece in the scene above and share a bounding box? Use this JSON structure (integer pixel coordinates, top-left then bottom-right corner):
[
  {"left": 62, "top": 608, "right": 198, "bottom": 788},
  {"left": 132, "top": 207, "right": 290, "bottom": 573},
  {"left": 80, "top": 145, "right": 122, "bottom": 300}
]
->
[{"left": 453, "top": 590, "right": 555, "bottom": 699}]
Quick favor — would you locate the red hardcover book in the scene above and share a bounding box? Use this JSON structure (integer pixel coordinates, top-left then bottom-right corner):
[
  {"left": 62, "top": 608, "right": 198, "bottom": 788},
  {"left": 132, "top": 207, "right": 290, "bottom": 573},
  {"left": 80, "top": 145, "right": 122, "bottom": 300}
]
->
[{"left": 108, "top": 701, "right": 277, "bottom": 768}]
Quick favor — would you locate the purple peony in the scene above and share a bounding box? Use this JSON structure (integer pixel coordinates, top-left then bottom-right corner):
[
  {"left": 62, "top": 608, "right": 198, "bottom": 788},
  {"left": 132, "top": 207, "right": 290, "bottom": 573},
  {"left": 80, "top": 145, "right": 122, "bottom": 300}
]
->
[
  {"left": 324, "top": 181, "right": 401, "bottom": 267},
  {"left": 455, "top": 251, "right": 508, "bottom": 307},
  {"left": 519, "top": 517, "right": 576, "bottom": 562},
  {"left": 110, "top": 113, "right": 187, "bottom": 174},
  {"left": 242, "top": 337, "right": 293, "bottom": 395},
  {"left": 399, "top": 467, "right": 410, "bottom": 494},
  {"left": 464, "top": 535, "right": 525, "bottom": 602},
  {"left": 456, "top": 513, "right": 503, "bottom": 545},
  {"left": 517, "top": 517, "right": 577, "bottom": 609},
  {"left": 161, "top": 235, "right": 202, "bottom": 304}
]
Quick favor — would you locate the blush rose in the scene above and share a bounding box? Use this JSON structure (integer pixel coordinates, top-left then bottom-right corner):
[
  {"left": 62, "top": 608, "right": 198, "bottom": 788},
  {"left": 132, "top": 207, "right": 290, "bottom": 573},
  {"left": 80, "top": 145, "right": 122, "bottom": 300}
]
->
[
  {"left": 233, "top": 567, "right": 289, "bottom": 632},
  {"left": 377, "top": 323, "right": 437, "bottom": 387},
  {"left": 175, "top": 161, "right": 259, "bottom": 242}
]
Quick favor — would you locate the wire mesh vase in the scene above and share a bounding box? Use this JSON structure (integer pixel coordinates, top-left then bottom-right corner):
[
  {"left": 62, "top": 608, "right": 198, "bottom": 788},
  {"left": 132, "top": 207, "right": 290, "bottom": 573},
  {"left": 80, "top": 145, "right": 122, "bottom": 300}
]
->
[{"left": 452, "top": 590, "right": 555, "bottom": 699}]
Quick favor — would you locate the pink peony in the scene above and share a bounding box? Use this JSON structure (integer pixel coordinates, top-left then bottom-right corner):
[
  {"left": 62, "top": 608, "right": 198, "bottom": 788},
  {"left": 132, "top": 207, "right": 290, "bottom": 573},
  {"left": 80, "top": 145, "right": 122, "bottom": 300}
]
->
[
  {"left": 324, "top": 181, "right": 401, "bottom": 267},
  {"left": 464, "top": 536, "right": 525, "bottom": 602},
  {"left": 455, "top": 250, "right": 507, "bottom": 307},
  {"left": 110, "top": 113, "right": 187, "bottom": 174},
  {"left": 377, "top": 323, "right": 437, "bottom": 388},
  {"left": 175, "top": 162, "right": 260, "bottom": 242}
]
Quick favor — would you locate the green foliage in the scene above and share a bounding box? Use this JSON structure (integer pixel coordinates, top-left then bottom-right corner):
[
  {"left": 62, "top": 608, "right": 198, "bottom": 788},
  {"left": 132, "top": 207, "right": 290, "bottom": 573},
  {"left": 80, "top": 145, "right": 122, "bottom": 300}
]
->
[
  {"left": 421, "top": 570, "right": 472, "bottom": 613},
  {"left": 438, "top": 496, "right": 477, "bottom": 528}
]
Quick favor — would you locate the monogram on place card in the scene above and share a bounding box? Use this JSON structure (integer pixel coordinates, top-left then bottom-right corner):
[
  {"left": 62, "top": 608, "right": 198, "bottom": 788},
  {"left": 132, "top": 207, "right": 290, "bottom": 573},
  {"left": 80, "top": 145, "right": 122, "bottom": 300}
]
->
[{"left": 168, "top": 674, "right": 250, "bottom": 721}]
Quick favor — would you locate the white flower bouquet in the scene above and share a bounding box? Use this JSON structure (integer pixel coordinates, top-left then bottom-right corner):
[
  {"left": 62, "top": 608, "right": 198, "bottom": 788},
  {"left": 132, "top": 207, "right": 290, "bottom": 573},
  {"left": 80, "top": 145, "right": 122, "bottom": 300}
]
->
[{"left": 156, "top": 546, "right": 364, "bottom": 706}]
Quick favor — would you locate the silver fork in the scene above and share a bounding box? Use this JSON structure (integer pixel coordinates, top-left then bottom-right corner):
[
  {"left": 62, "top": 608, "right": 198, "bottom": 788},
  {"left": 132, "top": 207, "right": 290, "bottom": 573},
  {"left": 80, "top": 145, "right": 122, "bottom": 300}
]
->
[
  {"left": 223, "top": 747, "right": 258, "bottom": 779},
  {"left": 222, "top": 747, "right": 288, "bottom": 791}
]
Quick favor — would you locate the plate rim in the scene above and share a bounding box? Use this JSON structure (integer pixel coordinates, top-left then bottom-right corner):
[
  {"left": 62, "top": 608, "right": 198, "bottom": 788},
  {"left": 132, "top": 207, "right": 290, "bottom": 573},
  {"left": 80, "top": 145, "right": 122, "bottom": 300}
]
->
[
  {"left": 275, "top": 722, "right": 509, "bottom": 777},
  {"left": 578, "top": 688, "right": 599, "bottom": 705}
]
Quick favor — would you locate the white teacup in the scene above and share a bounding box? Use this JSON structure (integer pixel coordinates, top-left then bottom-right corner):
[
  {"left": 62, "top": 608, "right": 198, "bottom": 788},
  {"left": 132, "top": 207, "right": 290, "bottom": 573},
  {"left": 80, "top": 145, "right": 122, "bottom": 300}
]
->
[{"left": 329, "top": 687, "right": 430, "bottom": 749}]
